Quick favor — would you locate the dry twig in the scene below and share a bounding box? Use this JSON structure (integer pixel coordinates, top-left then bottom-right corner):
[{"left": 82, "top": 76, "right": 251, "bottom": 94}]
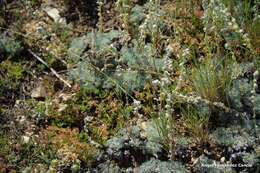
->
[{"left": 28, "top": 49, "right": 72, "bottom": 88}]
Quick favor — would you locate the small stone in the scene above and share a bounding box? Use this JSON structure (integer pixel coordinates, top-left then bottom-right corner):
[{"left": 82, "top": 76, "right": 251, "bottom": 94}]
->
[
  {"left": 84, "top": 116, "right": 94, "bottom": 122},
  {"left": 220, "top": 157, "right": 225, "bottom": 162},
  {"left": 253, "top": 70, "right": 259, "bottom": 78},
  {"left": 31, "top": 85, "right": 47, "bottom": 99},
  {"left": 58, "top": 93, "right": 73, "bottom": 102},
  {"left": 254, "top": 83, "right": 258, "bottom": 90},
  {"left": 57, "top": 103, "right": 67, "bottom": 112},
  {"left": 22, "top": 136, "right": 30, "bottom": 144},
  {"left": 43, "top": 7, "right": 66, "bottom": 24}
]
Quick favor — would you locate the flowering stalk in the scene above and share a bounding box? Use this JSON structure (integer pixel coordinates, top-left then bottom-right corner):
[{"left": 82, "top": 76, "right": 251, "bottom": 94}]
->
[
  {"left": 252, "top": 69, "right": 259, "bottom": 118},
  {"left": 175, "top": 48, "right": 190, "bottom": 91},
  {"left": 116, "top": 0, "right": 133, "bottom": 41},
  {"left": 155, "top": 44, "right": 175, "bottom": 159},
  {"left": 139, "top": 0, "right": 162, "bottom": 57},
  {"left": 202, "top": 0, "right": 255, "bottom": 57},
  {"left": 97, "top": 0, "right": 104, "bottom": 32}
]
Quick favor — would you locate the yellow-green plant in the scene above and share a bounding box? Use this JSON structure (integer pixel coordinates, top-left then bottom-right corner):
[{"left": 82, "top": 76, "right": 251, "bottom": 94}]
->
[
  {"left": 153, "top": 113, "right": 175, "bottom": 158},
  {"left": 182, "top": 107, "right": 209, "bottom": 145},
  {"left": 191, "top": 58, "right": 233, "bottom": 104}
]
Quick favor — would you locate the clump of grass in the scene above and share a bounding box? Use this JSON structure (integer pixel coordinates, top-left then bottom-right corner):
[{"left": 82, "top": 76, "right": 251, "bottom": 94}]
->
[
  {"left": 0, "top": 134, "right": 11, "bottom": 159},
  {"left": 153, "top": 113, "right": 175, "bottom": 159},
  {"left": 248, "top": 18, "right": 260, "bottom": 53},
  {"left": 182, "top": 106, "right": 209, "bottom": 145},
  {"left": 191, "top": 58, "right": 233, "bottom": 104}
]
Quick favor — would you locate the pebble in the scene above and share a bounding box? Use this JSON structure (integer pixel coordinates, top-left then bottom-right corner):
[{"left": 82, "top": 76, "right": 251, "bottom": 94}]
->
[
  {"left": 220, "top": 157, "right": 225, "bottom": 162},
  {"left": 31, "top": 85, "right": 47, "bottom": 99},
  {"left": 22, "top": 136, "right": 30, "bottom": 144},
  {"left": 43, "top": 7, "right": 66, "bottom": 24}
]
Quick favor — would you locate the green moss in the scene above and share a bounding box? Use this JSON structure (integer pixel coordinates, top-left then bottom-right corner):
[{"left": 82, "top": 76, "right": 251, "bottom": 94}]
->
[
  {"left": 0, "top": 60, "right": 24, "bottom": 81},
  {"left": 0, "top": 60, "right": 24, "bottom": 104},
  {"left": 182, "top": 107, "right": 209, "bottom": 145},
  {"left": 0, "top": 135, "right": 11, "bottom": 159}
]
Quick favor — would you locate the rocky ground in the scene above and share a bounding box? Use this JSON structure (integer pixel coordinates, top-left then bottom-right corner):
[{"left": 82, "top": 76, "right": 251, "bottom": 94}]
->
[{"left": 0, "top": 0, "right": 260, "bottom": 173}]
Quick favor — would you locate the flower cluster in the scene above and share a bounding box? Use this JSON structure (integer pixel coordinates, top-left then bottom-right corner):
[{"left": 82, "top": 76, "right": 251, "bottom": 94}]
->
[
  {"left": 202, "top": 0, "right": 255, "bottom": 54},
  {"left": 161, "top": 45, "right": 174, "bottom": 117},
  {"left": 251, "top": 69, "right": 259, "bottom": 118},
  {"left": 116, "top": 0, "right": 133, "bottom": 41},
  {"left": 139, "top": 0, "right": 162, "bottom": 51},
  {"left": 175, "top": 48, "right": 190, "bottom": 90},
  {"left": 97, "top": 0, "right": 104, "bottom": 32},
  {"left": 133, "top": 99, "right": 142, "bottom": 118}
]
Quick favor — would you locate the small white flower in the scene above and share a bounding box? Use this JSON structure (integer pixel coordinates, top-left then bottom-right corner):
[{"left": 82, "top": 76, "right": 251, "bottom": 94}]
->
[
  {"left": 139, "top": 24, "right": 145, "bottom": 30},
  {"left": 166, "top": 45, "right": 173, "bottom": 53},
  {"left": 165, "top": 104, "right": 171, "bottom": 109},
  {"left": 243, "top": 33, "right": 249, "bottom": 38},
  {"left": 253, "top": 70, "right": 259, "bottom": 78},
  {"left": 179, "top": 62, "right": 185, "bottom": 67},
  {"left": 22, "top": 136, "right": 30, "bottom": 144},
  {"left": 253, "top": 83, "right": 258, "bottom": 90},
  {"left": 133, "top": 99, "right": 141, "bottom": 107},
  {"left": 250, "top": 90, "right": 255, "bottom": 95},
  {"left": 224, "top": 43, "right": 230, "bottom": 49},
  {"left": 152, "top": 79, "right": 161, "bottom": 86}
]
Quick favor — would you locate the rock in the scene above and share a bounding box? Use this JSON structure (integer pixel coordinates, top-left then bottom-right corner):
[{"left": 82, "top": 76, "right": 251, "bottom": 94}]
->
[
  {"left": 31, "top": 85, "right": 47, "bottom": 99},
  {"left": 43, "top": 7, "right": 66, "bottom": 24},
  {"left": 22, "top": 135, "right": 30, "bottom": 144},
  {"left": 220, "top": 157, "right": 225, "bottom": 163}
]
